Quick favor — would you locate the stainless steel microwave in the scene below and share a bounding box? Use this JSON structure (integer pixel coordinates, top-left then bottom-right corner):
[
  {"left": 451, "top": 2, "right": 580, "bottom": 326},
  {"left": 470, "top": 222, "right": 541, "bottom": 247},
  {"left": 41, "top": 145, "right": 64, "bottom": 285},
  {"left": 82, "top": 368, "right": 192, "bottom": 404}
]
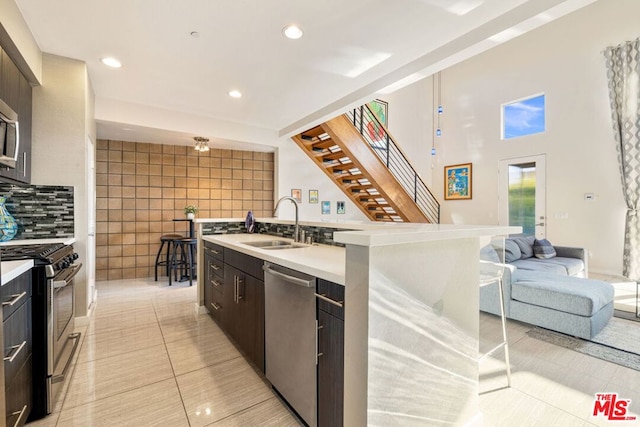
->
[{"left": 0, "top": 98, "right": 20, "bottom": 169}]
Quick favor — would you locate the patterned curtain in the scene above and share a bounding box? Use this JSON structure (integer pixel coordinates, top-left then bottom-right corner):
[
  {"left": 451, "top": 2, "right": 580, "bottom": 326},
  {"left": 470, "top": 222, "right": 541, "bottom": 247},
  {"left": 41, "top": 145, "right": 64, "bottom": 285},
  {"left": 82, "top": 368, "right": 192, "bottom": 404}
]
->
[{"left": 604, "top": 37, "right": 640, "bottom": 280}]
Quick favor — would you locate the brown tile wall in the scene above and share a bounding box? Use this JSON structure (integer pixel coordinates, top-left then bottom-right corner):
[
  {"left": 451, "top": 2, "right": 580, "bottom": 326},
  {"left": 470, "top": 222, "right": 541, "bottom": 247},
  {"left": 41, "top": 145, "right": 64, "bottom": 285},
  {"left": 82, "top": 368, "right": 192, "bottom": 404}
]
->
[{"left": 95, "top": 139, "right": 274, "bottom": 281}]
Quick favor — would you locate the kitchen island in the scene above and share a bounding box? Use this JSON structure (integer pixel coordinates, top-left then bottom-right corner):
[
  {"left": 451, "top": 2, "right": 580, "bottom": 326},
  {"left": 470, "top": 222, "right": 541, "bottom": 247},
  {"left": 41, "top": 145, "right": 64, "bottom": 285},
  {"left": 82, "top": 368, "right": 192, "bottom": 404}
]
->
[{"left": 196, "top": 219, "right": 518, "bottom": 426}]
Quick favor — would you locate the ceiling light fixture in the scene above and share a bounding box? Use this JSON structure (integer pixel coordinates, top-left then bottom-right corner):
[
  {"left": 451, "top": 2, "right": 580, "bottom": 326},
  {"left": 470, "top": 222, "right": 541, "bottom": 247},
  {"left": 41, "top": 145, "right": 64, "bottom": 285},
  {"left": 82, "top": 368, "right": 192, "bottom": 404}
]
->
[
  {"left": 228, "top": 90, "right": 242, "bottom": 98},
  {"left": 282, "top": 25, "right": 303, "bottom": 40},
  {"left": 194, "top": 136, "right": 210, "bottom": 152},
  {"left": 100, "top": 57, "right": 122, "bottom": 68}
]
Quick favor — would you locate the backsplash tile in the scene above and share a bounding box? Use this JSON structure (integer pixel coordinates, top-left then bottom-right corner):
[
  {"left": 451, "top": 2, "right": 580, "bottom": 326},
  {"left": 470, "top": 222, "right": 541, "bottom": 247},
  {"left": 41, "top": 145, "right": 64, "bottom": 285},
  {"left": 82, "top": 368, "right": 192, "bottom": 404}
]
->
[
  {"left": 0, "top": 184, "right": 74, "bottom": 239},
  {"left": 202, "top": 221, "right": 351, "bottom": 247}
]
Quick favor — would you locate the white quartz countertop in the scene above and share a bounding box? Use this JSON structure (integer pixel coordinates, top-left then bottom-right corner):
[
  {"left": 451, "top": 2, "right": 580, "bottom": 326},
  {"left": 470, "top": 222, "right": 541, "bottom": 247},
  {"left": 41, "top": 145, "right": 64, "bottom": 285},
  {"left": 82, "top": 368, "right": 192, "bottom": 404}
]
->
[
  {"left": 1, "top": 260, "right": 33, "bottom": 285},
  {"left": 202, "top": 233, "right": 345, "bottom": 285},
  {"left": 335, "top": 224, "right": 522, "bottom": 247}
]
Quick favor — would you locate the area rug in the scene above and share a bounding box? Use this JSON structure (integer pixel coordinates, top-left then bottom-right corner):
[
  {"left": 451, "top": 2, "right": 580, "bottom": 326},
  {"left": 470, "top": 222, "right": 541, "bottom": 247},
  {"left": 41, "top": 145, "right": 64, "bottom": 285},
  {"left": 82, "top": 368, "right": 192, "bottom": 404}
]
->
[{"left": 527, "top": 317, "right": 640, "bottom": 371}]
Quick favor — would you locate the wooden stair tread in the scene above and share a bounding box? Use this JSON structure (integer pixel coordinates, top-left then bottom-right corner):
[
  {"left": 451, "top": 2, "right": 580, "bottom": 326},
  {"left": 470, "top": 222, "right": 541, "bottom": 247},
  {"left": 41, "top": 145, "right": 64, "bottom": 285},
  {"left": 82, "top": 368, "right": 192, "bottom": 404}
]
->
[{"left": 300, "top": 125, "right": 327, "bottom": 140}]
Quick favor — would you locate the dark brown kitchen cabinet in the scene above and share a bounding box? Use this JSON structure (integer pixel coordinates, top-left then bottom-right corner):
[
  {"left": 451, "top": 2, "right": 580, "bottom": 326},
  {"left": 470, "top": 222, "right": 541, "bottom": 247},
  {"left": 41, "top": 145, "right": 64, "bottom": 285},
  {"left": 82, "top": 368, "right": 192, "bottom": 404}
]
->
[
  {"left": 0, "top": 49, "right": 20, "bottom": 110},
  {"left": 1, "top": 269, "right": 33, "bottom": 427},
  {"left": 16, "top": 75, "right": 32, "bottom": 183},
  {"left": 223, "top": 250, "right": 265, "bottom": 373},
  {"left": 203, "top": 242, "right": 225, "bottom": 324},
  {"left": 202, "top": 243, "right": 265, "bottom": 373},
  {"left": 0, "top": 46, "right": 33, "bottom": 184},
  {"left": 317, "top": 279, "right": 344, "bottom": 427}
]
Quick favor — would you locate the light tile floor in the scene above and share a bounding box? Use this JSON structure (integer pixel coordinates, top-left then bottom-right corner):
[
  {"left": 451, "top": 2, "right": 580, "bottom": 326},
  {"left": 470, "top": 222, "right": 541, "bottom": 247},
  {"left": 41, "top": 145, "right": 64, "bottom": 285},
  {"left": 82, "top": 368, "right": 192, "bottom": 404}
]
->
[
  {"left": 25, "top": 278, "right": 640, "bottom": 426},
  {"left": 590, "top": 273, "right": 638, "bottom": 315},
  {"left": 25, "top": 278, "right": 300, "bottom": 427}
]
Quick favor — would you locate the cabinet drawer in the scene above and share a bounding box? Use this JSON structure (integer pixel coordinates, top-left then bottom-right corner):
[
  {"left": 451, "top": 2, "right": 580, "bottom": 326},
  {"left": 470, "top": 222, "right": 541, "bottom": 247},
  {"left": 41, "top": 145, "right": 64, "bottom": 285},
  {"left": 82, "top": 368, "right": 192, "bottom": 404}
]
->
[
  {"left": 4, "top": 298, "right": 32, "bottom": 386},
  {"left": 209, "top": 271, "right": 224, "bottom": 295},
  {"left": 317, "top": 279, "right": 345, "bottom": 320},
  {"left": 208, "top": 259, "right": 225, "bottom": 290},
  {"left": 5, "top": 354, "right": 32, "bottom": 427},
  {"left": 204, "top": 242, "right": 224, "bottom": 261},
  {"left": 1, "top": 271, "right": 31, "bottom": 321},
  {"left": 207, "top": 292, "right": 225, "bottom": 324},
  {"left": 225, "top": 249, "right": 263, "bottom": 280}
]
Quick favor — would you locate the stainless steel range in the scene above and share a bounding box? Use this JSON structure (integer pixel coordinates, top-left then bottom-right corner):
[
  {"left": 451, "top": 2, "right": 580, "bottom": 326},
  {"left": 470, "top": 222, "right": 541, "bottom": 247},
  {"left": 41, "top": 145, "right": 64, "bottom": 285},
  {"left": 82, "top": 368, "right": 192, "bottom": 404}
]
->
[{"left": 0, "top": 242, "right": 82, "bottom": 420}]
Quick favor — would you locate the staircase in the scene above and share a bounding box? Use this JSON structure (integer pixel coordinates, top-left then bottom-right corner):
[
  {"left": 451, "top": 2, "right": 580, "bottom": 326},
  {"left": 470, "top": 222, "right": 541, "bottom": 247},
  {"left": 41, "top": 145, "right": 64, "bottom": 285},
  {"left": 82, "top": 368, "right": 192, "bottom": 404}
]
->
[{"left": 291, "top": 105, "right": 440, "bottom": 223}]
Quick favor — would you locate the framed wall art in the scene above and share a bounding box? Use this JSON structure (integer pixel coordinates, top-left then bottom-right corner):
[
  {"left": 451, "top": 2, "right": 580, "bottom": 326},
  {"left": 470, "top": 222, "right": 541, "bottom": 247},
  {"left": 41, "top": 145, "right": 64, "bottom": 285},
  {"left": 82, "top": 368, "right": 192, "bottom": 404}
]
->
[
  {"left": 309, "top": 190, "right": 319, "bottom": 204},
  {"left": 368, "top": 99, "right": 388, "bottom": 126},
  {"left": 291, "top": 188, "right": 302, "bottom": 203},
  {"left": 444, "top": 163, "right": 472, "bottom": 200},
  {"left": 321, "top": 201, "right": 331, "bottom": 215},
  {"left": 337, "top": 201, "right": 346, "bottom": 214}
]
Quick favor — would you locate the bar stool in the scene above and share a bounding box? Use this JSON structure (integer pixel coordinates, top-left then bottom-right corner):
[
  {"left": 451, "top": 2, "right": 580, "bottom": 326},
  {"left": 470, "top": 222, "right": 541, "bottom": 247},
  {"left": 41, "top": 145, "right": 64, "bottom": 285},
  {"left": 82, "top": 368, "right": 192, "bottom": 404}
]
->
[
  {"left": 169, "top": 237, "right": 197, "bottom": 286},
  {"left": 479, "top": 237, "right": 511, "bottom": 388},
  {"left": 154, "top": 234, "right": 184, "bottom": 281}
]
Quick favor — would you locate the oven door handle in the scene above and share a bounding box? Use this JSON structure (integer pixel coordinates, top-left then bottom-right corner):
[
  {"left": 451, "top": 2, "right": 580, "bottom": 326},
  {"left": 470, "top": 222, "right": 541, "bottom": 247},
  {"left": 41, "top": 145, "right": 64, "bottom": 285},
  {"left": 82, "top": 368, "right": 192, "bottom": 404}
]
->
[{"left": 53, "top": 263, "right": 83, "bottom": 289}]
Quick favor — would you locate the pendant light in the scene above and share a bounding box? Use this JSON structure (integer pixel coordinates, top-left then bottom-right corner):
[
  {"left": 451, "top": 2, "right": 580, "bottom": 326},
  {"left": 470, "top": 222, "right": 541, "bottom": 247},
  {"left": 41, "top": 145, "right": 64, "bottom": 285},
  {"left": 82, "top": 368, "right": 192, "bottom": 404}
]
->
[{"left": 194, "top": 136, "right": 210, "bottom": 152}]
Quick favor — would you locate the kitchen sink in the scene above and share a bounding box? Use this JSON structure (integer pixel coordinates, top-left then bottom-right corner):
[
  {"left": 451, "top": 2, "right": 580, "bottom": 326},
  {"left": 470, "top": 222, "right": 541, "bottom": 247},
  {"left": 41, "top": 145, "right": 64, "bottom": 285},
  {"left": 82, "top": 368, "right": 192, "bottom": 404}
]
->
[{"left": 242, "top": 240, "right": 307, "bottom": 250}]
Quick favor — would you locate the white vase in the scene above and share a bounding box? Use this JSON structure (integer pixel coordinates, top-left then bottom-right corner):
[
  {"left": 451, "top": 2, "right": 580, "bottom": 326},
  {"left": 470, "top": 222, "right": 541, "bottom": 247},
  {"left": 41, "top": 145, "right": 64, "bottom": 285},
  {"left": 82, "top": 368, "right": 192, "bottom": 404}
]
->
[{"left": 186, "top": 213, "right": 195, "bottom": 220}]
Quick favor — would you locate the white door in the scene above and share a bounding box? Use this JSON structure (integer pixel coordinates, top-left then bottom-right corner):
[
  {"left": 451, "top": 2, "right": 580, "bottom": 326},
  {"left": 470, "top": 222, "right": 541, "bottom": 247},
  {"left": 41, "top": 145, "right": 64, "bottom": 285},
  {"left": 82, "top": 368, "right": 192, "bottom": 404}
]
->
[{"left": 499, "top": 154, "right": 546, "bottom": 238}]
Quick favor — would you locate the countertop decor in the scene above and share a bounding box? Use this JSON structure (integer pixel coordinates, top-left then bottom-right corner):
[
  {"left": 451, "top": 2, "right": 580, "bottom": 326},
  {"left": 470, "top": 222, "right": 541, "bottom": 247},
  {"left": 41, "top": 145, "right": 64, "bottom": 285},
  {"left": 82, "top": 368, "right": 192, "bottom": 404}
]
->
[
  {"left": 184, "top": 205, "right": 198, "bottom": 220},
  {"left": 0, "top": 196, "right": 18, "bottom": 242}
]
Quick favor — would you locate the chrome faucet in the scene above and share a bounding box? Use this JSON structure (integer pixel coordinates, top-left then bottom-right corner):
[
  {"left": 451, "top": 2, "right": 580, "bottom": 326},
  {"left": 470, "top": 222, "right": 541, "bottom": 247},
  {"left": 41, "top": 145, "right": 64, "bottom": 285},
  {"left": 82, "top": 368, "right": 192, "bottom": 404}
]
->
[{"left": 274, "top": 196, "right": 300, "bottom": 242}]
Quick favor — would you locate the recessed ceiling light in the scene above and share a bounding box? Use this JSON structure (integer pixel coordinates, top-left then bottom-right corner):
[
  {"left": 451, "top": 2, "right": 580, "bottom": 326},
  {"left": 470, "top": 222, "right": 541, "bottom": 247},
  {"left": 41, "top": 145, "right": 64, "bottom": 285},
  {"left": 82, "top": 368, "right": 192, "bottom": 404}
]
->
[
  {"left": 282, "top": 25, "right": 303, "bottom": 40},
  {"left": 190, "top": 31, "right": 200, "bottom": 38},
  {"left": 228, "top": 90, "right": 242, "bottom": 98},
  {"left": 100, "top": 57, "right": 122, "bottom": 68}
]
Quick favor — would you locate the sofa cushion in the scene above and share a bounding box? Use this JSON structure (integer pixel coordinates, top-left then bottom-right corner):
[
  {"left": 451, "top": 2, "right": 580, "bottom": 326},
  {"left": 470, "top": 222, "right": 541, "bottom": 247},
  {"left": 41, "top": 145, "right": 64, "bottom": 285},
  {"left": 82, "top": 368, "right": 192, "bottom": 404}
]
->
[
  {"left": 504, "top": 239, "right": 522, "bottom": 263},
  {"left": 533, "top": 239, "right": 556, "bottom": 259},
  {"left": 511, "top": 270, "right": 614, "bottom": 316},
  {"left": 510, "top": 259, "right": 568, "bottom": 275},
  {"left": 510, "top": 235, "right": 535, "bottom": 259},
  {"left": 542, "top": 257, "right": 585, "bottom": 276},
  {"left": 509, "top": 257, "right": 585, "bottom": 276}
]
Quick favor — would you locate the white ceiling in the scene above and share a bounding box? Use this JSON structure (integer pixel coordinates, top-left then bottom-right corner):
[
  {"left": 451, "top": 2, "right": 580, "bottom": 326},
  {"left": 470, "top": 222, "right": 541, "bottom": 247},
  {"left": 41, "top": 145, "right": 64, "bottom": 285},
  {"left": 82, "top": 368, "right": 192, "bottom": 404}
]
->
[{"left": 15, "top": 0, "right": 596, "bottom": 150}]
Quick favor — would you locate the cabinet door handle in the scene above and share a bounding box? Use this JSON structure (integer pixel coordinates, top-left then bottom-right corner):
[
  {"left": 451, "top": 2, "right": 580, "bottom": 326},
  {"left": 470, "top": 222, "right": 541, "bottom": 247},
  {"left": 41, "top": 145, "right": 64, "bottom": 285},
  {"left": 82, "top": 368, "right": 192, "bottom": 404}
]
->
[
  {"left": 4, "top": 340, "right": 26, "bottom": 363},
  {"left": 237, "top": 277, "right": 244, "bottom": 302},
  {"left": 11, "top": 404, "right": 27, "bottom": 427},
  {"left": 233, "top": 276, "right": 237, "bottom": 303},
  {"left": 211, "top": 302, "right": 221, "bottom": 311},
  {"left": 211, "top": 264, "right": 221, "bottom": 271},
  {"left": 2, "top": 292, "right": 27, "bottom": 307},
  {"left": 316, "top": 320, "right": 323, "bottom": 364},
  {"left": 22, "top": 152, "right": 27, "bottom": 178},
  {"left": 211, "top": 279, "right": 222, "bottom": 288},
  {"left": 314, "top": 293, "right": 343, "bottom": 308}
]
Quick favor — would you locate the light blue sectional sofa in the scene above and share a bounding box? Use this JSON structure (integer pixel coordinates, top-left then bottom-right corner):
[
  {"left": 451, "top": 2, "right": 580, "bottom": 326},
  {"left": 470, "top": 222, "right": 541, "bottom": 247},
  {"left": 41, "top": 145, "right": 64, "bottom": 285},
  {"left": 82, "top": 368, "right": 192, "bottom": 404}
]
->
[{"left": 480, "top": 236, "right": 614, "bottom": 340}]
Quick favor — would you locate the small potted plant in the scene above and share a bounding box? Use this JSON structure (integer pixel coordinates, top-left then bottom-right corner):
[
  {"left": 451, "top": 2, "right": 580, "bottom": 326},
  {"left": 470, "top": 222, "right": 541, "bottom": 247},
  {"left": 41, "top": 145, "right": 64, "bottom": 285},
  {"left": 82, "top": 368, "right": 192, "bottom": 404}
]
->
[{"left": 184, "top": 205, "right": 198, "bottom": 220}]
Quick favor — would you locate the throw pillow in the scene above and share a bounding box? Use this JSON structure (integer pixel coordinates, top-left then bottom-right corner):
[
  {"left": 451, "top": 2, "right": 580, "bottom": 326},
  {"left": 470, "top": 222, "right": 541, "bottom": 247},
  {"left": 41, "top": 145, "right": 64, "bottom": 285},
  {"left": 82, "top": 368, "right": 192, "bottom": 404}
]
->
[
  {"left": 504, "top": 239, "right": 522, "bottom": 263},
  {"left": 511, "top": 235, "right": 536, "bottom": 259},
  {"left": 533, "top": 238, "right": 556, "bottom": 259},
  {"left": 480, "top": 244, "right": 500, "bottom": 263}
]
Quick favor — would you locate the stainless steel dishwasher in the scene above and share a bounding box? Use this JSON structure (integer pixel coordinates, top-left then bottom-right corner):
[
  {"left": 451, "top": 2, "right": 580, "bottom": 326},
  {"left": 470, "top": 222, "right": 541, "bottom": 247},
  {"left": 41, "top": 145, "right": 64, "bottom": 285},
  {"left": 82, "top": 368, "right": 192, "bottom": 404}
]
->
[{"left": 263, "top": 262, "right": 317, "bottom": 427}]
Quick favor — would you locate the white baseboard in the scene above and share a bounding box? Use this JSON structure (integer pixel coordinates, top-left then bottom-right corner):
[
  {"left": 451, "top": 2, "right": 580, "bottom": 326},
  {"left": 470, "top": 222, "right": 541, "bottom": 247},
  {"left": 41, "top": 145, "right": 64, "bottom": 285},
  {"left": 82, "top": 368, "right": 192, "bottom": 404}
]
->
[
  {"left": 76, "top": 289, "right": 98, "bottom": 328},
  {"left": 196, "top": 303, "right": 208, "bottom": 315},
  {"left": 75, "top": 315, "right": 91, "bottom": 327}
]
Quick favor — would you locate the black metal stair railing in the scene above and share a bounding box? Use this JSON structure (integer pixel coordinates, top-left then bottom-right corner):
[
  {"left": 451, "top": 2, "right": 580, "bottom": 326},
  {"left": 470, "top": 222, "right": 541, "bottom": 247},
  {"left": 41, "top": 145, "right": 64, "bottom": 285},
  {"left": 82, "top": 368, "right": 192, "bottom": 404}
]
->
[{"left": 346, "top": 105, "right": 440, "bottom": 223}]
